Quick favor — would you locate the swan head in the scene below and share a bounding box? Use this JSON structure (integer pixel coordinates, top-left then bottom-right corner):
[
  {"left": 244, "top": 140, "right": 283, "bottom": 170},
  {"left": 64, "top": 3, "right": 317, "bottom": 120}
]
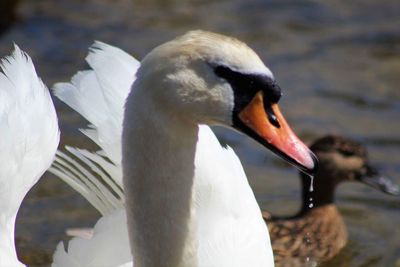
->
[{"left": 134, "top": 30, "right": 317, "bottom": 175}]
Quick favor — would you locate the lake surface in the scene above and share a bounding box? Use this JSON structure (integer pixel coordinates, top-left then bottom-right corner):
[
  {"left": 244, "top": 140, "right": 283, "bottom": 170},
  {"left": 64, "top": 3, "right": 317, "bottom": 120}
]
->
[{"left": 0, "top": 0, "right": 399, "bottom": 266}]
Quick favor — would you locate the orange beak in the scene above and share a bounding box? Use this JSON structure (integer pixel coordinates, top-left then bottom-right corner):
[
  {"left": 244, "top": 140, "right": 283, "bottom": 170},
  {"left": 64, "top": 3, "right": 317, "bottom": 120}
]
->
[{"left": 236, "top": 91, "right": 317, "bottom": 175}]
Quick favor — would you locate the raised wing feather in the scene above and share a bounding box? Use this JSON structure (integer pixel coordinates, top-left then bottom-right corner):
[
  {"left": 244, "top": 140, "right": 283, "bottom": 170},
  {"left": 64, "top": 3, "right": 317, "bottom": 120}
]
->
[{"left": 0, "top": 45, "right": 59, "bottom": 267}]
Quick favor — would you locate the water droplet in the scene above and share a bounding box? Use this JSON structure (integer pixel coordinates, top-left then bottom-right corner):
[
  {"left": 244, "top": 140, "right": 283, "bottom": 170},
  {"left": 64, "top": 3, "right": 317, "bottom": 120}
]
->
[
  {"left": 309, "top": 175, "right": 314, "bottom": 192},
  {"left": 304, "top": 178, "right": 315, "bottom": 265}
]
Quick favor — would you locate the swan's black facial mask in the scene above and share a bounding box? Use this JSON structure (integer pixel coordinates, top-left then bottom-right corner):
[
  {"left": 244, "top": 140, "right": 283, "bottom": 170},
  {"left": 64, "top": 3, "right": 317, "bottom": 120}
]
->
[
  {"left": 214, "top": 65, "right": 282, "bottom": 127},
  {"left": 214, "top": 65, "right": 317, "bottom": 176}
]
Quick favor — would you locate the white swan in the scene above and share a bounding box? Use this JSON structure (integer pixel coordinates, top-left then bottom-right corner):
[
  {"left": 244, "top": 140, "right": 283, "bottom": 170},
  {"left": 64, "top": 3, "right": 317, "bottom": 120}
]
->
[
  {"left": 50, "top": 30, "right": 317, "bottom": 267},
  {"left": 0, "top": 46, "right": 59, "bottom": 266}
]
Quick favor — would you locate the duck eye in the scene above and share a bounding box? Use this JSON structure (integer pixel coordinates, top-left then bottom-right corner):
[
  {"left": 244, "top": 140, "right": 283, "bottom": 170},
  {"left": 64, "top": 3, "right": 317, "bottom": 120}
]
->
[{"left": 340, "top": 149, "right": 354, "bottom": 157}]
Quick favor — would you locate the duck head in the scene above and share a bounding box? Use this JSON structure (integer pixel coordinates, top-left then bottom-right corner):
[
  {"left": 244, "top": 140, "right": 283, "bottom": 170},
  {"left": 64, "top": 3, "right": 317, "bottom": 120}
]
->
[
  {"left": 307, "top": 135, "right": 400, "bottom": 197},
  {"left": 135, "top": 30, "right": 317, "bottom": 175}
]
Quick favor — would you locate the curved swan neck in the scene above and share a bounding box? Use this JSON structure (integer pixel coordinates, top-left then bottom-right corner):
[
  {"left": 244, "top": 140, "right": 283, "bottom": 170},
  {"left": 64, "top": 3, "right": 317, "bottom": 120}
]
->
[{"left": 122, "top": 88, "right": 199, "bottom": 267}]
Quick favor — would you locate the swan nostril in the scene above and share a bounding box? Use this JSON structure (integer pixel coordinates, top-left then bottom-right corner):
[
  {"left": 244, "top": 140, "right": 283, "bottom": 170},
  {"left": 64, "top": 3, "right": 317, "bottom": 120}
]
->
[
  {"left": 268, "top": 112, "right": 280, "bottom": 128},
  {"left": 265, "top": 104, "right": 280, "bottom": 128}
]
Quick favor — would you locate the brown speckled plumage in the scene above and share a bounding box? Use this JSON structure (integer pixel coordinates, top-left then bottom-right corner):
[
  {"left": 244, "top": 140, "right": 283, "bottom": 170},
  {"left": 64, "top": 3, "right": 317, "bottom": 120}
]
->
[
  {"left": 264, "top": 135, "right": 399, "bottom": 267},
  {"left": 268, "top": 205, "right": 347, "bottom": 267}
]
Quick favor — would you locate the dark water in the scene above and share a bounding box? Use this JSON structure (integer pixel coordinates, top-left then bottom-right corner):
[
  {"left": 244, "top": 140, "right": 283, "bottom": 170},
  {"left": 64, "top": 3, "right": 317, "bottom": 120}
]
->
[{"left": 0, "top": 0, "right": 399, "bottom": 266}]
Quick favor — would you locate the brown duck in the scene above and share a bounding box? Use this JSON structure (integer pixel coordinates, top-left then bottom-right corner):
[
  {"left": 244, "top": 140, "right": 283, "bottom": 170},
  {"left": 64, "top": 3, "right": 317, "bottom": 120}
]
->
[{"left": 264, "top": 135, "right": 400, "bottom": 267}]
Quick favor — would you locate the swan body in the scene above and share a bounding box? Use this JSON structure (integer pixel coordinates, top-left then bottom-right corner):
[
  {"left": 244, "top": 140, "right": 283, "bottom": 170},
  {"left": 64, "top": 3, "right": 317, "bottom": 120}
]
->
[
  {"left": 51, "top": 31, "right": 316, "bottom": 267},
  {"left": 0, "top": 46, "right": 59, "bottom": 266},
  {"left": 51, "top": 40, "right": 272, "bottom": 267}
]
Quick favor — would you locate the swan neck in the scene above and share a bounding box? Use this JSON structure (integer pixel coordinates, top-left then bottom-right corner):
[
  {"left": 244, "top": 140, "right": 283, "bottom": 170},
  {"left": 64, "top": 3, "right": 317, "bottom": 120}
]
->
[{"left": 123, "top": 93, "right": 199, "bottom": 267}]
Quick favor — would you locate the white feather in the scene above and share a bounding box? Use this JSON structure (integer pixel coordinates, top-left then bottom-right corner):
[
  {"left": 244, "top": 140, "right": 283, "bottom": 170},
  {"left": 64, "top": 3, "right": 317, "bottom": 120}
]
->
[
  {"left": 49, "top": 42, "right": 138, "bottom": 265},
  {"left": 53, "top": 41, "right": 139, "bottom": 166},
  {"left": 0, "top": 46, "right": 59, "bottom": 267},
  {"left": 52, "top": 210, "right": 131, "bottom": 267},
  {"left": 49, "top": 42, "right": 138, "bottom": 216}
]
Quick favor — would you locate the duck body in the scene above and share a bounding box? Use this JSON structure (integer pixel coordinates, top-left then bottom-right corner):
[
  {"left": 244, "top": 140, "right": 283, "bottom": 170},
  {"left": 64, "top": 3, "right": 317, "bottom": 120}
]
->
[{"left": 269, "top": 205, "right": 347, "bottom": 267}]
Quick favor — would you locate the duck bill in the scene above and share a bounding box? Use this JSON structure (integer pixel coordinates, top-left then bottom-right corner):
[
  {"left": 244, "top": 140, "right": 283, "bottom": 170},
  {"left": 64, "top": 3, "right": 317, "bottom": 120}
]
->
[
  {"left": 357, "top": 165, "right": 400, "bottom": 196},
  {"left": 233, "top": 91, "right": 318, "bottom": 176}
]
